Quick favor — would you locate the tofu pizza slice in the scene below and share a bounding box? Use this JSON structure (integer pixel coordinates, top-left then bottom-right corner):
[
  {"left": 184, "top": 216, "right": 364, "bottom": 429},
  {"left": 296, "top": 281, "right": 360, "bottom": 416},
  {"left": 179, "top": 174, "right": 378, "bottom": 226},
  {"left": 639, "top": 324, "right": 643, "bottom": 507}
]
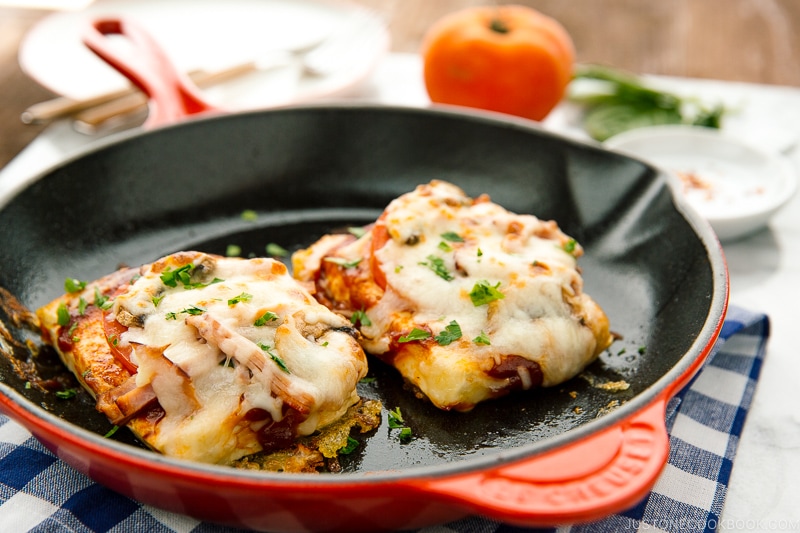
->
[
  {"left": 293, "top": 180, "right": 613, "bottom": 412},
  {"left": 37, "top": 251, "right": 373, "bottom": 468}
]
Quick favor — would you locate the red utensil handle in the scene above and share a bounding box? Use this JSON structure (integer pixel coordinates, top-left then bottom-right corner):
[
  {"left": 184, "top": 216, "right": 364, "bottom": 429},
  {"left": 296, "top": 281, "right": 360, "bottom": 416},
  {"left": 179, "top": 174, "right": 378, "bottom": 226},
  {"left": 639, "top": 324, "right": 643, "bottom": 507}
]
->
[
  {"left": 82, "top": 18, "right": 218, "bottom": 128},
  {"left": 418, "top": 396, "right": 670, "bottom": 527}
]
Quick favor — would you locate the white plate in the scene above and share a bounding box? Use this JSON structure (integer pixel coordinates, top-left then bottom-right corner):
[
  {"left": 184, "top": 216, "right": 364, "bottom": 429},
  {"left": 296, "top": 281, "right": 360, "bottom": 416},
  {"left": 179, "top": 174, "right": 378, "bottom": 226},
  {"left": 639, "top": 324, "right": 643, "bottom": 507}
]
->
[
  {"left": 18, "top": 0, "right": 389, "bottom": 109},
  {"left": 605, "top": 125, "right": 797, "bottom": 242}
]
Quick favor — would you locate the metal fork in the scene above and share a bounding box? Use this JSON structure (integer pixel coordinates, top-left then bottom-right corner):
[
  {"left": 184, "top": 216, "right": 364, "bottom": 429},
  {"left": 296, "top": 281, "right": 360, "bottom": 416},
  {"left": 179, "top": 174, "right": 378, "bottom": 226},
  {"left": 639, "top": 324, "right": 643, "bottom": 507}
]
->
[{"left": 300, "top": 8, "right": 388, "bottom": 77}]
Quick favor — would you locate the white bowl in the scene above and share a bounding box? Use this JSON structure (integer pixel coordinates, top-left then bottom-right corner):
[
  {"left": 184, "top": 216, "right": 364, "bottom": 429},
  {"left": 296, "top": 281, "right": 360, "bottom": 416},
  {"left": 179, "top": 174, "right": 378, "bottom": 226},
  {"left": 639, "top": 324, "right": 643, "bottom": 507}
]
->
[{"left": 605, "top": 125, "right": 797, "bottom": 241}]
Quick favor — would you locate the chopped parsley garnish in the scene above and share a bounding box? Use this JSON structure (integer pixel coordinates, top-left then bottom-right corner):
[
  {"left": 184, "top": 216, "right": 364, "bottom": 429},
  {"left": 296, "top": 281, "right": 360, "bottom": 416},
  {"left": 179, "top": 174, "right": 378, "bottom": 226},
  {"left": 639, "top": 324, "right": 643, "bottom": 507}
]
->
[
  {"left": 440, "top": 231, "right": 464, "bottom": 243},
  {"left": 166, "top": 305, "right": 206, "bottom": 320},
  {"left": 351, "top": 309, "right": 372, "bottom": 327},
  {"left": 64, "top": 278, "right": 86, "bottom": 293},
  {"left": 161, "top": 264, "right": 193, "bottom": 287},
  {"left": 104, "top": 426, "right": 120, "bottom": 438},
  {"left": 638, "top": 346, "right": 647, "bottom": 355},
  {"left": 562, "top": 238, "right": 578, "bottom": 254},
  {"left": 56, "top": 303, "right": 70, "bottom": 327},
  {"left": 324, "top": 256, "right": 363, "bottom": 269},
  {"left": 398, "top": 328, "right": 431, "bottom": 343},
  {"left": 420, "top": 255, "right": 454, "bottom": 281},
  {"left": 348, "top": 226, "right": 367, "bottom": 238},
  {"left": 152, "top": 295, "right": 164, "bottom": 307},
  {"left": 160, "top": 264, "right": 222, "bottom": 290},
  {"left": 469, "top": 280, "right": 505, "bottom": 306},
  {"left": 55, "top": 388, "right": 77, "bottom": 400},
  {"left": 398, "top": 427, "right": 413, "bottom": 443},
  {"left": 387, "top": 407, "right": 405, "bottom": 427},
  {"left": 254, "top": 311, "right": 279, "bottom": 326},
  {"left": 266, "top": 243, "right": 289, "bottom": 257},
  {"left": 260, "top": 344, "right": 291, "bottom": 374},
  {"left": 77, "top": 296, "right": 88, "bottom": 316},
  {"left": 241, "top": 209, "right": 258, "bottom": 221},
  {"left": 438, "top": 241, "right": 452, "bottom": 252},
  {"left": 387, "top": 407, "right": 412, "bottom": 443},
  {"left": 473, "top": 331, "right": 492, "bottom": 345},
  {"left": 434, "top": 320, "right": 462, "bottom": 346},
  {"left": 477, "top": 248, "right": 483, "bottom": 257},
  {"left": 160, "top": 264, "right": 194, "bottom": 288},
  {"left": 94, "top": 287, "right": 113, "bottom": 310},
  {"left": 226, "top": 244, "right": 242, "bottom": 257},
  {"left": 228, "top": 292, "right": 253, "bottom": 306},
  {"left": 338, "top": 436, "right": 360, "bottom": 455}
]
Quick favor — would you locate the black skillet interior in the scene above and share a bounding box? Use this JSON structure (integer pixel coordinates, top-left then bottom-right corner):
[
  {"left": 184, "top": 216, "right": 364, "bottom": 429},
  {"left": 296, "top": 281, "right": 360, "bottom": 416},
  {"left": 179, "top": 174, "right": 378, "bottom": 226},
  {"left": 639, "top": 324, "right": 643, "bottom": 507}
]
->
[{"left": 0, "top": 105, "right": 715, "bottom": 473}]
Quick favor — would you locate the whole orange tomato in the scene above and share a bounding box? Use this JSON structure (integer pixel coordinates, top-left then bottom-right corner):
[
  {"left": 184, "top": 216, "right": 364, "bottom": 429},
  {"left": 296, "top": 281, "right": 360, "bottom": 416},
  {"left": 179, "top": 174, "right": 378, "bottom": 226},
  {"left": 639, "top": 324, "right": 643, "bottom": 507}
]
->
[{"left": 421, "top": 5, "right": 575, "bottom": 121}]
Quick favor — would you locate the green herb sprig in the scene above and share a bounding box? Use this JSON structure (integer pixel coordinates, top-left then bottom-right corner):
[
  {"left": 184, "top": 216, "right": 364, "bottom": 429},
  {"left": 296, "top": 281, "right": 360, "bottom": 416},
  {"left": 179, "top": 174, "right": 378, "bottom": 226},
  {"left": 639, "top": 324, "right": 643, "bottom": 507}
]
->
[{"left": 571, "top": 64, "right": 726, "bottom": 141}]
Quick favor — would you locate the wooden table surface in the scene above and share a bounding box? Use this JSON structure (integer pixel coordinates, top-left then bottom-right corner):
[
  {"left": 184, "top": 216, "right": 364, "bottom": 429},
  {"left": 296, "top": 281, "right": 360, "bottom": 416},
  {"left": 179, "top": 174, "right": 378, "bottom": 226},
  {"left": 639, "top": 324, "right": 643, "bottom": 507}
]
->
[{"left": 3, "top": 0, "right": 800, "bottom": 170}]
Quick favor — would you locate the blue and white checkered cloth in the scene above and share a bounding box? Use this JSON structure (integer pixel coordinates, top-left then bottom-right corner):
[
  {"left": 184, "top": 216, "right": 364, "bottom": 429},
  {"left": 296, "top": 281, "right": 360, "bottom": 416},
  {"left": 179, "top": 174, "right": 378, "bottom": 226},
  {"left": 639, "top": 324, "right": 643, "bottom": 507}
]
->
[{"left": 0, "top": 306, "right": 769, "bottom": 533}]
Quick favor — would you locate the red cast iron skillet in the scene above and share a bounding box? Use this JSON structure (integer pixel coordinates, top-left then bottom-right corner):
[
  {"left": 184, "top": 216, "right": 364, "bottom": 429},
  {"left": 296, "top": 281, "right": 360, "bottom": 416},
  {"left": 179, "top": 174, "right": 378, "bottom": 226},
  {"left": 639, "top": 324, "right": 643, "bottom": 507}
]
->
[{"left": 0, "top": 18, "right": 728, "bottom": 532}]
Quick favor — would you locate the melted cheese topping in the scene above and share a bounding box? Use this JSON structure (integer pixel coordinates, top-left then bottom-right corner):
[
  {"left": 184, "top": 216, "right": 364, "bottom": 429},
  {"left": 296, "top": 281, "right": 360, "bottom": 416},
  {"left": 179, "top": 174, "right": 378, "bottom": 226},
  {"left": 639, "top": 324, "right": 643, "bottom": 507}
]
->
[
  {"left": 111, "top": 253, "right": 367, "bottom": 463},
  {"left": 327, "top": 181, "right": 612, "bottom": 410}
]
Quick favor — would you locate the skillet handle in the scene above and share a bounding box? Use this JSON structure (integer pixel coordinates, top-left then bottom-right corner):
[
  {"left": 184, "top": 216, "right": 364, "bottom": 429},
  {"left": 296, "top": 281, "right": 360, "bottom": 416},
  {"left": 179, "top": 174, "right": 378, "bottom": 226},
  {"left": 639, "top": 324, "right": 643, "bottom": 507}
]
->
[
  {"left": 82, "top": 18, "right": 219, "bottom": 128},
  {"left": 417, "top": 396, "right": 670, "bottom": 526}
]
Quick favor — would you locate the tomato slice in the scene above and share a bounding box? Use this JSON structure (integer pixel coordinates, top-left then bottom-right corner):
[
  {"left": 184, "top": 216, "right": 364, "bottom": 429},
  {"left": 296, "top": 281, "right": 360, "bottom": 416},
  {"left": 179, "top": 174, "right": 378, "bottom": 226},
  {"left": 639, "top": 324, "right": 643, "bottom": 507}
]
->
[
  {"left": 369, "top": 214, "right": 390, "bottom": 291},
  {"left": 102, "top": 312, "right": 138, "bottom": 375}
]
